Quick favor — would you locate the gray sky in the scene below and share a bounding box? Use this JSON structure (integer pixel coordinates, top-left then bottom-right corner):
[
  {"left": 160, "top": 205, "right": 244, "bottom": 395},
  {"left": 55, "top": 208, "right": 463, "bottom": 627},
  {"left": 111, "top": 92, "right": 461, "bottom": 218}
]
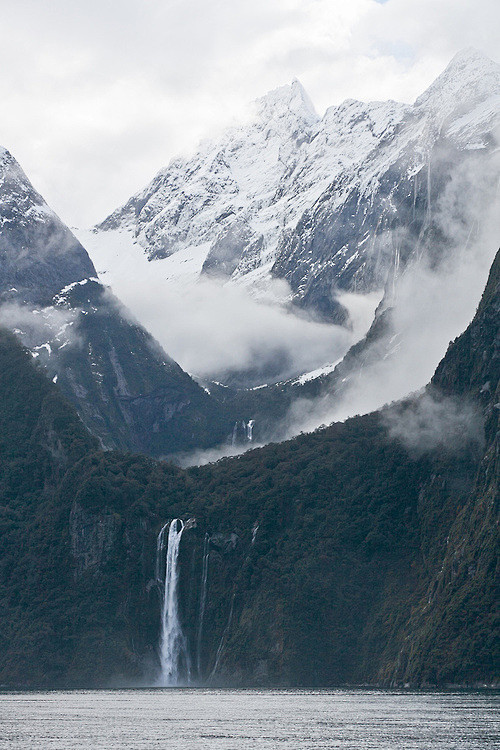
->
[{"left": 0, "top": 0, "right": 498, "bottom": 227}]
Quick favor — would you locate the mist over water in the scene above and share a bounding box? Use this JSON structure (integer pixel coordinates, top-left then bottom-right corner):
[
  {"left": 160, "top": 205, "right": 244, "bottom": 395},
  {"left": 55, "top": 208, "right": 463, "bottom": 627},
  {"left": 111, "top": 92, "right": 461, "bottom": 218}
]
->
[{"left": 0, "top": 689, "right": 498, "bottom": 749}]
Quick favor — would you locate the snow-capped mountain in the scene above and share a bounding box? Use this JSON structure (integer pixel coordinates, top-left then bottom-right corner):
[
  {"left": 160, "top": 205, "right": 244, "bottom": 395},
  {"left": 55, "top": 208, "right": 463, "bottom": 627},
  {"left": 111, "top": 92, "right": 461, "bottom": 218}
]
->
[
  {"left": 0, "top": 147, "right": 241, "bottom": 456},
  {"left": 94, "top": 48, "right": 500, "bottom": 323},
  {"left": 273, "top": 48, "right": 500, "bottom": 317},
  {"left": 96, "top": 80, "right": 408, "bottom": 305}
]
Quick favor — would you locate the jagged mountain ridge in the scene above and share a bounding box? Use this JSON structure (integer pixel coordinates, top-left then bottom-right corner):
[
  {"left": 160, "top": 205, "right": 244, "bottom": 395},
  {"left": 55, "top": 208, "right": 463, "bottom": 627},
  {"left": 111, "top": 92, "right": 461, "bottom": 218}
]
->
[
  {"left": 99, "top": 78, "right": 407, "bottom": 274},
  {"left": 96, "top": 48, "right": 500, "bottom": 322},
  {"left": 273, "top": 49, "right": 500, "bottom": 316}
]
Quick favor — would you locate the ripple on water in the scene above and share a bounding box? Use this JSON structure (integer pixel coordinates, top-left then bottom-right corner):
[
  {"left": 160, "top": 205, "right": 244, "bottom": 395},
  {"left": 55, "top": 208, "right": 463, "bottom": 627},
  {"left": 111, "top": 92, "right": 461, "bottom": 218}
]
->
[{"left": 0, "top": 688, "right": 498, "bottom": 750}]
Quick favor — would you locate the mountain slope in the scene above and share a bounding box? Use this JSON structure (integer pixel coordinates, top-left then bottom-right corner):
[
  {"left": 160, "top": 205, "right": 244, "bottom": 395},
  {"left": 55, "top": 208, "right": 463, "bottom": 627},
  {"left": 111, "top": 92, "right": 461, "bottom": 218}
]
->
[
  {"left": 0, "top": 148, "right": 238, "bottom": 456},
  {"left": 0, "top": 247, "right": 497, "bottom": 687},
  {"left": 272, "top": 48, "right": 500, "bottom": 314},
  {"left": 0, "top": 149, "right": 97, "bottom": 306}
]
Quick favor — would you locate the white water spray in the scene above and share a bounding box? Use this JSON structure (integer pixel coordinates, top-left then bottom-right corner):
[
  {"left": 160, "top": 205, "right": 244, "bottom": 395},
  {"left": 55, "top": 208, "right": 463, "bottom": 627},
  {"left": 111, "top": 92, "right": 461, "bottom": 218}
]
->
[{"left": 156, "top": 519, "right": 190, "bottom": 685}]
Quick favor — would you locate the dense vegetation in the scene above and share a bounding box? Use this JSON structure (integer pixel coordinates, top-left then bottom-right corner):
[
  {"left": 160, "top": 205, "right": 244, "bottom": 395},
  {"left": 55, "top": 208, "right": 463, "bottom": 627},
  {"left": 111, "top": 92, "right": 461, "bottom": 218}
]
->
[{"left": 0, "top": 252, "right": 497, "bottom": 688}]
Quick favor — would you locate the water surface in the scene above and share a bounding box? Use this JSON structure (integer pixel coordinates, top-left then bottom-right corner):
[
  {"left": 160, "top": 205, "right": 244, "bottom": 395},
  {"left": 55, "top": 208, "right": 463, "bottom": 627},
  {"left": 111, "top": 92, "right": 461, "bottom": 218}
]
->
[{"left": 0, "top": 688, "right": 498, "bottom": 749}]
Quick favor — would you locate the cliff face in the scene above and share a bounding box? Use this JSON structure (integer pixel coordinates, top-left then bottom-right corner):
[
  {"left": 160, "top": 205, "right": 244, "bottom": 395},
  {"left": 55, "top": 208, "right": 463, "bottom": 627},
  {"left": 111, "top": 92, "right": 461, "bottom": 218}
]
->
[
  {"left": 386, "top": 250, "right": 499, "bottom": 684},
  {"left": 0, "top": 253, "right": 497, "bottom": 688}
]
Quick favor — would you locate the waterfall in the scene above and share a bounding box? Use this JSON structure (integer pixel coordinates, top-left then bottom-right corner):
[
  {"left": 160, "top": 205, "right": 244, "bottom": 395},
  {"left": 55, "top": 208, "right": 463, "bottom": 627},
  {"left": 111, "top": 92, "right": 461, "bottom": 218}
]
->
[
  {"left": 246, "top": 419, "right": 255, "bottom": 442},
  {"left": 156, "top": 519, "right": 190, "bottom": 686},
  {"left": 251, "top": 523, "right": 259, "bottom": 545},
  {"left": 155, "top": 521, "right": 170, "bottom": 582},
  {"left": 209, "top": 594, "right": 235, "bottom": 682},
  {"left": 232, "top": 420, "right": 256, "bottom": 446},
  {"left": 196, "top": 533, "right": 210, "bottom": 678}
]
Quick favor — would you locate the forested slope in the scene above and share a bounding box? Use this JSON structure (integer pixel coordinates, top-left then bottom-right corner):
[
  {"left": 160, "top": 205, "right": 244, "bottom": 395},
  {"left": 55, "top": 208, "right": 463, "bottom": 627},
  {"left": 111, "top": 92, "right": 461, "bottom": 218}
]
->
[{"left": 0, "top": 251, "right": 497, "bottom": 687}]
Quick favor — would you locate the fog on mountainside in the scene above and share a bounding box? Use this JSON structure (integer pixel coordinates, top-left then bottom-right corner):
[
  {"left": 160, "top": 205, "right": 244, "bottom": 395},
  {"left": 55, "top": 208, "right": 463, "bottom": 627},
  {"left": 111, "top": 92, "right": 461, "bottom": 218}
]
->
[
  {"left": 80, "top": 49, "right": 500, "bottom": 463},
  {"left": 0, "top": 48, "right": 498, "bottom": 467},
  {"left": 85, "top": 49, "right": 500, "bottom": 452},
  {"left": 0, "top": 148, "right": 241, "bottom": 457},
  {"left": 281, "top": 193, "right": 500, "bottom": 439}
]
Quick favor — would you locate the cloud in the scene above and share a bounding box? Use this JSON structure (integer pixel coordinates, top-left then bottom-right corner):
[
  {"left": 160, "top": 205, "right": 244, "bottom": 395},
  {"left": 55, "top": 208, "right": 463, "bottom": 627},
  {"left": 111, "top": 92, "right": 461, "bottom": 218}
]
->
[
  {"left": 0, "top": 301, "right": 81, "bottom": 355},
  {"left": 382, "top": 391, "right": 484, "bottom": 456},
  {"left": 276, "top": 140, "right": 500, "bottom": 439},
  {"left": 174, "top": 439, "right": 263, "bottom": 469},
  {"left": 80, "top": 226, "right": 380, "bottom": 386},
  {"left": 114, "top": 272, "right": 372, "bottom": 386},
  {"left": 0, "top": 1, "right": 497, "bottom": 226}
]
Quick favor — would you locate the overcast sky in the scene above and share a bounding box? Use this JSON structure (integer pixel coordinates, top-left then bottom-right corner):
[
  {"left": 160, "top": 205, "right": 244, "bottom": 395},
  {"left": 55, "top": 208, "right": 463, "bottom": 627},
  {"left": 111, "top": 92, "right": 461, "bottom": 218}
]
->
[{"left": 0, "top": 0, "right": 498, "bottom": 227}]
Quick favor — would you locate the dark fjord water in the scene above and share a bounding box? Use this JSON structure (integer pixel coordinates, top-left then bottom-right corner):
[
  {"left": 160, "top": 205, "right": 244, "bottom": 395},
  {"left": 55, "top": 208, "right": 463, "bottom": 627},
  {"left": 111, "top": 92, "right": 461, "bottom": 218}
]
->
[{"left": 0, "top": 689, "right": 498, "bottom": 749}]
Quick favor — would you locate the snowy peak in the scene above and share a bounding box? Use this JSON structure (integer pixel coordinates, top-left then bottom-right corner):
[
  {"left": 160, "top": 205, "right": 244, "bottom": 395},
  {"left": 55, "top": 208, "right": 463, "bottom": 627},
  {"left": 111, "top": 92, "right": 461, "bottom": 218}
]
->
[
  {"left": 0, "top": 147, "right": 16, "bottom": 172},
  {"left": 0, "top": 147, "right": 54, "bottom": 226},
  {"left": 415, "top": 48, "right": 500, "bottom": 121},
  {"left": 255, "top": 78, "right": 319, "bottom": 131},
  {"left": 321, "top": 98, "right": 409, "bottom": 141},
  {"left": 94, "top": 49, "right": 500, "bottom": 318}
]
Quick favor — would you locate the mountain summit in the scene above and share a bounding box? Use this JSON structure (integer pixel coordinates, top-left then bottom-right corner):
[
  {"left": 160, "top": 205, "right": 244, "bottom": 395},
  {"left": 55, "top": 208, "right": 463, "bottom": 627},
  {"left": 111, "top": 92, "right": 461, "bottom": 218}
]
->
[{"left": 93, "top": 49, "right": 500, "bottom": 324}]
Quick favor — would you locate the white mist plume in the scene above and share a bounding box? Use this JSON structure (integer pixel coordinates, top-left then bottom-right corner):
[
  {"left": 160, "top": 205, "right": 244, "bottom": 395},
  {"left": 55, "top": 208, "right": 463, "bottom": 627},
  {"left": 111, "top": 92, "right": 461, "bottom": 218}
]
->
[
  {"left": 80, "top": 227, "right": 379, "bottom": 385},
  {"left": 382, "top": 391, "right": 485, "bottom": 456},
  {"left": 174, "top": 440, "right": 264, "bottom": 468},
  {"left": 0, "top": 301, "right": 81, "bottom": 354},
  {"left": 280, "top": 143, "right": 500, "bottom": 439}
]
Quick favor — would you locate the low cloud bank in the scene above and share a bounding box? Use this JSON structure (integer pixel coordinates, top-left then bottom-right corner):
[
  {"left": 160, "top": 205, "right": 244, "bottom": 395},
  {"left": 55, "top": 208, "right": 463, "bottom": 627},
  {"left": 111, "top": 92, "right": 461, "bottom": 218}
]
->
[
  {"left": 0, "top": 301, "right": 81, "bottom": 353},
  {"left": 277, "top": 144, "right": 500, "bottom": 441},
  {"left": 81, "top": 227, "right": 380, "bottom": 387},
  {"left": 382, "top": 391, "right": 485, "bottom": 456}
]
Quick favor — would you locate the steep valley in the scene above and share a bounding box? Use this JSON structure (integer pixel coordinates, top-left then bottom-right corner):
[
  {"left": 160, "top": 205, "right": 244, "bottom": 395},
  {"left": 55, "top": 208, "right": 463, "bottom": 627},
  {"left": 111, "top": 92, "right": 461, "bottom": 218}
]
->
[{"left": 0, "top": 249, "right": 497, "bottom": 688}]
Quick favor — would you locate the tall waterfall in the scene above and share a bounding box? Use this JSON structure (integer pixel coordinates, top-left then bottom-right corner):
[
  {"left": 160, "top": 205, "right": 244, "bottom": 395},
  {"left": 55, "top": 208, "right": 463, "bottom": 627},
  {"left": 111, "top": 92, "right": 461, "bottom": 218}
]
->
[{"left": 156, "top": 519, "right": 190, "bottom": 686}]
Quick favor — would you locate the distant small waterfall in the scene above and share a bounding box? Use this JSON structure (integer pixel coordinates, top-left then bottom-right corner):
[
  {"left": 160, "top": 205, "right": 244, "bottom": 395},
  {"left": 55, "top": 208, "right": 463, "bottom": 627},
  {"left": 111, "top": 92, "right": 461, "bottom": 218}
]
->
[
  {"left": 196, "top": 533, "right": 210, "bottom": 678},
  {"left": 232, "top": 420, "right": 256, "bottom": 446},
  {"left": 209, "top": 594, "right": 235, "bottom": 682},
  {"left": 246, "top": 419, "right": 255, "bottom": 442},
  {"left": 156, "top": 519, "right": 190, "bottom": 686}
]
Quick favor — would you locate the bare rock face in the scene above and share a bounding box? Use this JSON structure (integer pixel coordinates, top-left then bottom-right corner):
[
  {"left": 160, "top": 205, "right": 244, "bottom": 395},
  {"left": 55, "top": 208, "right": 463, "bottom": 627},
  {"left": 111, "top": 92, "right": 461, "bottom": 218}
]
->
[{"left": 202, "top": 220, "right": 264, "bottom": 279}]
